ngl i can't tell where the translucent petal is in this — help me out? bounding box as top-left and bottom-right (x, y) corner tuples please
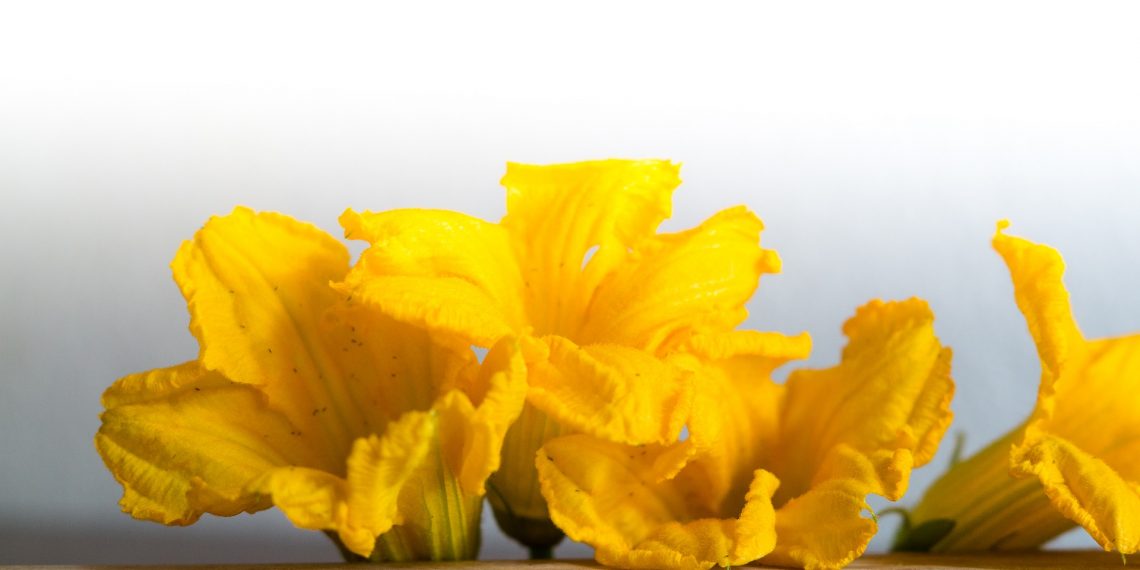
(1012, 433), (1140, 553)
(537, 434), (778, 570)
(992, 221), (1083, 378)
(763, 480), (876, 570)
(95, 362), (307, 524)
(252, 409), (434, 557)
(775, 299), (953, 504)
(579, 207), (781, 352)
(172, 207), (362, 464)
(671, 330), (811, 514)
(527, 336), (692, 445)
(440, 337), (528, 496)
(1038, 336), (1140, 475)
(338, 208), (524, 346)
(500, 159), (680, 337)
(767, 299), (954, 568)
(1001, 225), (1140, 553)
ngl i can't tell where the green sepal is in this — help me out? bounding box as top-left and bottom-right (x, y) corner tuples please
(892, 518), (956, 552)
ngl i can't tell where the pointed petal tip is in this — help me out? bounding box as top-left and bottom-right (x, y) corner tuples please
(989, 222), (1083, 376)
(762, 248), (782, 274)
(338, 208), (363, 240)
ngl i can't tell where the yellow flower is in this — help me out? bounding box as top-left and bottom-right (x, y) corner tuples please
(336, 159), (781, 550)
(901, 222), (1140, 555)
(537, 299), (955, 569)
(95, 207), (526, 560)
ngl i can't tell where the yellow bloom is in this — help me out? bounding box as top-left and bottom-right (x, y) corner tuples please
(95, 207), (526, 560)
(538, 299), (954, 569)
(337, 159), (780, 550)
(901, 222), (1140, 554)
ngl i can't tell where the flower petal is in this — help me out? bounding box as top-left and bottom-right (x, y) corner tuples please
(1011, 432), (1140, 553)
(992, 221), (1084, 378)
(338, 208), (524, 346)
(1045, 336), (1140, 474)
(249, 468), (347, 533)
(537, 434), (778, 570)
(252, 409), (435, 558)
(383, 389), (503, 561)
(670, 330), (811, 515)
(1003, 334), (1140, 553)
(903, 228), (1140, 554)
(255, 349), (525, 561)
(500, 159), (681, 336)
(996, 225), (1140, 554)
(998, 225), (1140, 467)
(440, 337), (528, 495)
(579, 207), (781, 352)
(175, 206), (347, 387)
(342, 412), (438, 556)
(527, 336), (692, 445)
(325, 301), (478, 426)
(763, 479), (876, 570)
(765, 299), (953, 569)
(95, 362), (307, 525)
(378, 379), (526, 561)
(172, 207), (362, 463)
(775, 299), (953, 503)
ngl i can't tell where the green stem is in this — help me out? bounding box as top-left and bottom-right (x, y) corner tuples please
(488, 404), (567, 550)
(902, 426), (1074, 552)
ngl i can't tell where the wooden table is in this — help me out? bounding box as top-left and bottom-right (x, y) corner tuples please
(4, 551), (1127, 570)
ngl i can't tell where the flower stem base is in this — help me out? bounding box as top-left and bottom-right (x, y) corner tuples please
(488, 403), (568, 551)
(529, 545), (555, 560)
(899, 427), (1073, 552)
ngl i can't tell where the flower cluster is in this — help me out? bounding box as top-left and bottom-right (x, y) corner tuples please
(108, 159), (1140, 569)
(95, 208), (527, 560)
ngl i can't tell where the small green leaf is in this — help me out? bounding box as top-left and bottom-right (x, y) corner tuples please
(892, 518), (956, 552)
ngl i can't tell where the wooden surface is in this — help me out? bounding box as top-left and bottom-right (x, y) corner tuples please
(2, 551), (1128, 569)
(852, 551), (1126, 568)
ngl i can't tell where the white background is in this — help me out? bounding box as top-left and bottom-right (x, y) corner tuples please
(2, 0), (1139, 563)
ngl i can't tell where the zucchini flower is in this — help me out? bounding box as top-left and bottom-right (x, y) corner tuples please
(538, 299), (954, 569)
(337, 160), (780, 553)
(899, 222), (1140, 555)
(95, 208), (526, 560)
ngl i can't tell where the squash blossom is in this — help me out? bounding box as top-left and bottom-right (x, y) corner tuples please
(336, 159), (780, 552)
(898, 222), (1140, 555)
(537, 299), (955, 570)
(95, 207), (527, 561)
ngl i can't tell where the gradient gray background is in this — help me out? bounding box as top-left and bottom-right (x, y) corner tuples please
(3, 0), (1140, 564)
